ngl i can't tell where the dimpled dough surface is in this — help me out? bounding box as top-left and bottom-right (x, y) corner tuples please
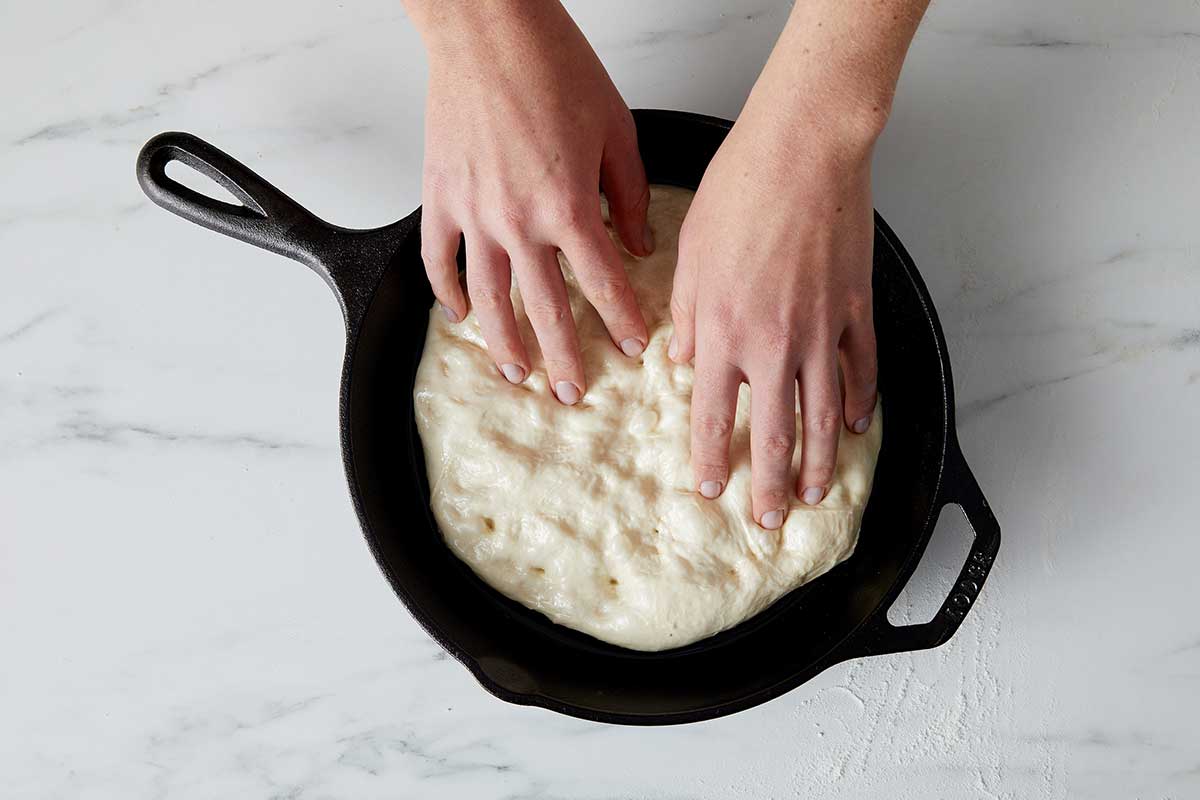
(413, 185), (882, 651)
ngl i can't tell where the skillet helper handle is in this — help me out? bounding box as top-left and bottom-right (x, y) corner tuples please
(852, 440), (1001, 658)
(136, 132), (329, 265)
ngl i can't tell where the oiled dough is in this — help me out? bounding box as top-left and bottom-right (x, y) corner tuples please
(413, 186), (882, 651)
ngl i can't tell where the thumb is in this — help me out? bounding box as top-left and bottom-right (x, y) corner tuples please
(668, 253), (698, 364)
(600, 125), (654, 258)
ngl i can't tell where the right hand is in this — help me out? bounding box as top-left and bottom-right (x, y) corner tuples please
(412, 0), (653, 404)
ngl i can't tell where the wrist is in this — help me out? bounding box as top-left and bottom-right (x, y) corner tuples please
(722, 78), (878, 206)
(406, 0), (567, 63)
(744, 6), (912, 159)
(738, 81), (883, 174)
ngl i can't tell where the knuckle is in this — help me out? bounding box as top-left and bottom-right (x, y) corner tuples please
(705, 304), (740, 350)
(807, 410), (843, 435)
(760, 433), (796, 459)
(421, 249), (446, 274)
(525, 299), (570, 327)
(634, 182), (651, 211)
(846, 291), (873, 322)
(471, 286), (508, 311)
(546, 198), (590, 231)
(589, 276), (630, 308)
(854, 361), (879, 392)
(422, 169), (453, 197)
(695, 413), (734, 442)
(759, 328), (797, 360)
(493, 203), (530, 239)
(421, 243), (455, 271)
(669, 294), (692, 323)
(801, 322), (838, 355)
(843, 349), (878, 389)
(613, 181), (650, 217)
(419, 243), (441, 265)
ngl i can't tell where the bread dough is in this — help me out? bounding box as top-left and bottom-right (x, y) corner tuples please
(413, 186), (882, 651)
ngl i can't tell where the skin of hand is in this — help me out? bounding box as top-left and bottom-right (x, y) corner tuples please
(669, 0), (930, 528)
(404, 0), (654, 405)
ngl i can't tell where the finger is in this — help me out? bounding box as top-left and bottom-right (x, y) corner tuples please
(668, 252), (698, 364)
(600, 119), (653, 257)
(464, 235), (529, 384)
(797, 354), (844, 506)
(511, 245), (587, 404)
(420, 209), (467, 322)
(840, 317), (878, 433)
(749, 369), (799, 529)
(690, 352), (742, 500)
(561, 221), (648, 358)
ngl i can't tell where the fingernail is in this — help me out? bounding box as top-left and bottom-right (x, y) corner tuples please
(554, 381), (581, 405)
(620, 338), (644, 358)
(441, 304), (460, 323)
(699, 480), (723, 499)
(642, 223), (655, 254)
(668, 335), (679, 361)
(500, 363), (525, 384)
(852, 415), (871, 434)
(761, 509), (785, 530)
(802, 486), (825, 506)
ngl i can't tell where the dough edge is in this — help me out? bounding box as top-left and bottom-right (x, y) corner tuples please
(413, 186), (883, 651)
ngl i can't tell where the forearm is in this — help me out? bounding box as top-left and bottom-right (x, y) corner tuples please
(750, 0), (931, 151)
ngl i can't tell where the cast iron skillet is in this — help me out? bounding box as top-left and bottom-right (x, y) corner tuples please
(136, 109), (1000, 726)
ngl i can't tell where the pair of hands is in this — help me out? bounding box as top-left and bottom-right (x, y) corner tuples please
(417, 4), (879, 529)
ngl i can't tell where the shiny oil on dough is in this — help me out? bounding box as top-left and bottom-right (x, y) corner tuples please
(413, 186), (882, 651)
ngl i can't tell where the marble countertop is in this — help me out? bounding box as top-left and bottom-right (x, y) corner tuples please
(4, 0), (1199, 797)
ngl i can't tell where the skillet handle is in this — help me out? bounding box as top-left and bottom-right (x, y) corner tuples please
(850, 440), (1001, 658)
(136, 132), (415, 328)
(136, 132), (332, 264)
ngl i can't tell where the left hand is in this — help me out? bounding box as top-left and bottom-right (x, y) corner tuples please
(669, 99), (881, 529)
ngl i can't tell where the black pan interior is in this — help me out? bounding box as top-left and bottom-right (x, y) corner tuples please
(344, 111), (950, 722)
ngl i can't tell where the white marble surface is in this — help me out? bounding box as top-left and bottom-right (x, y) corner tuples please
(3, 0), (1199, 797)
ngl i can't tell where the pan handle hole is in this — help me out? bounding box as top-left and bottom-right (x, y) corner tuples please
(165, 160), (244, 207)
(887, 504), (974, 626)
